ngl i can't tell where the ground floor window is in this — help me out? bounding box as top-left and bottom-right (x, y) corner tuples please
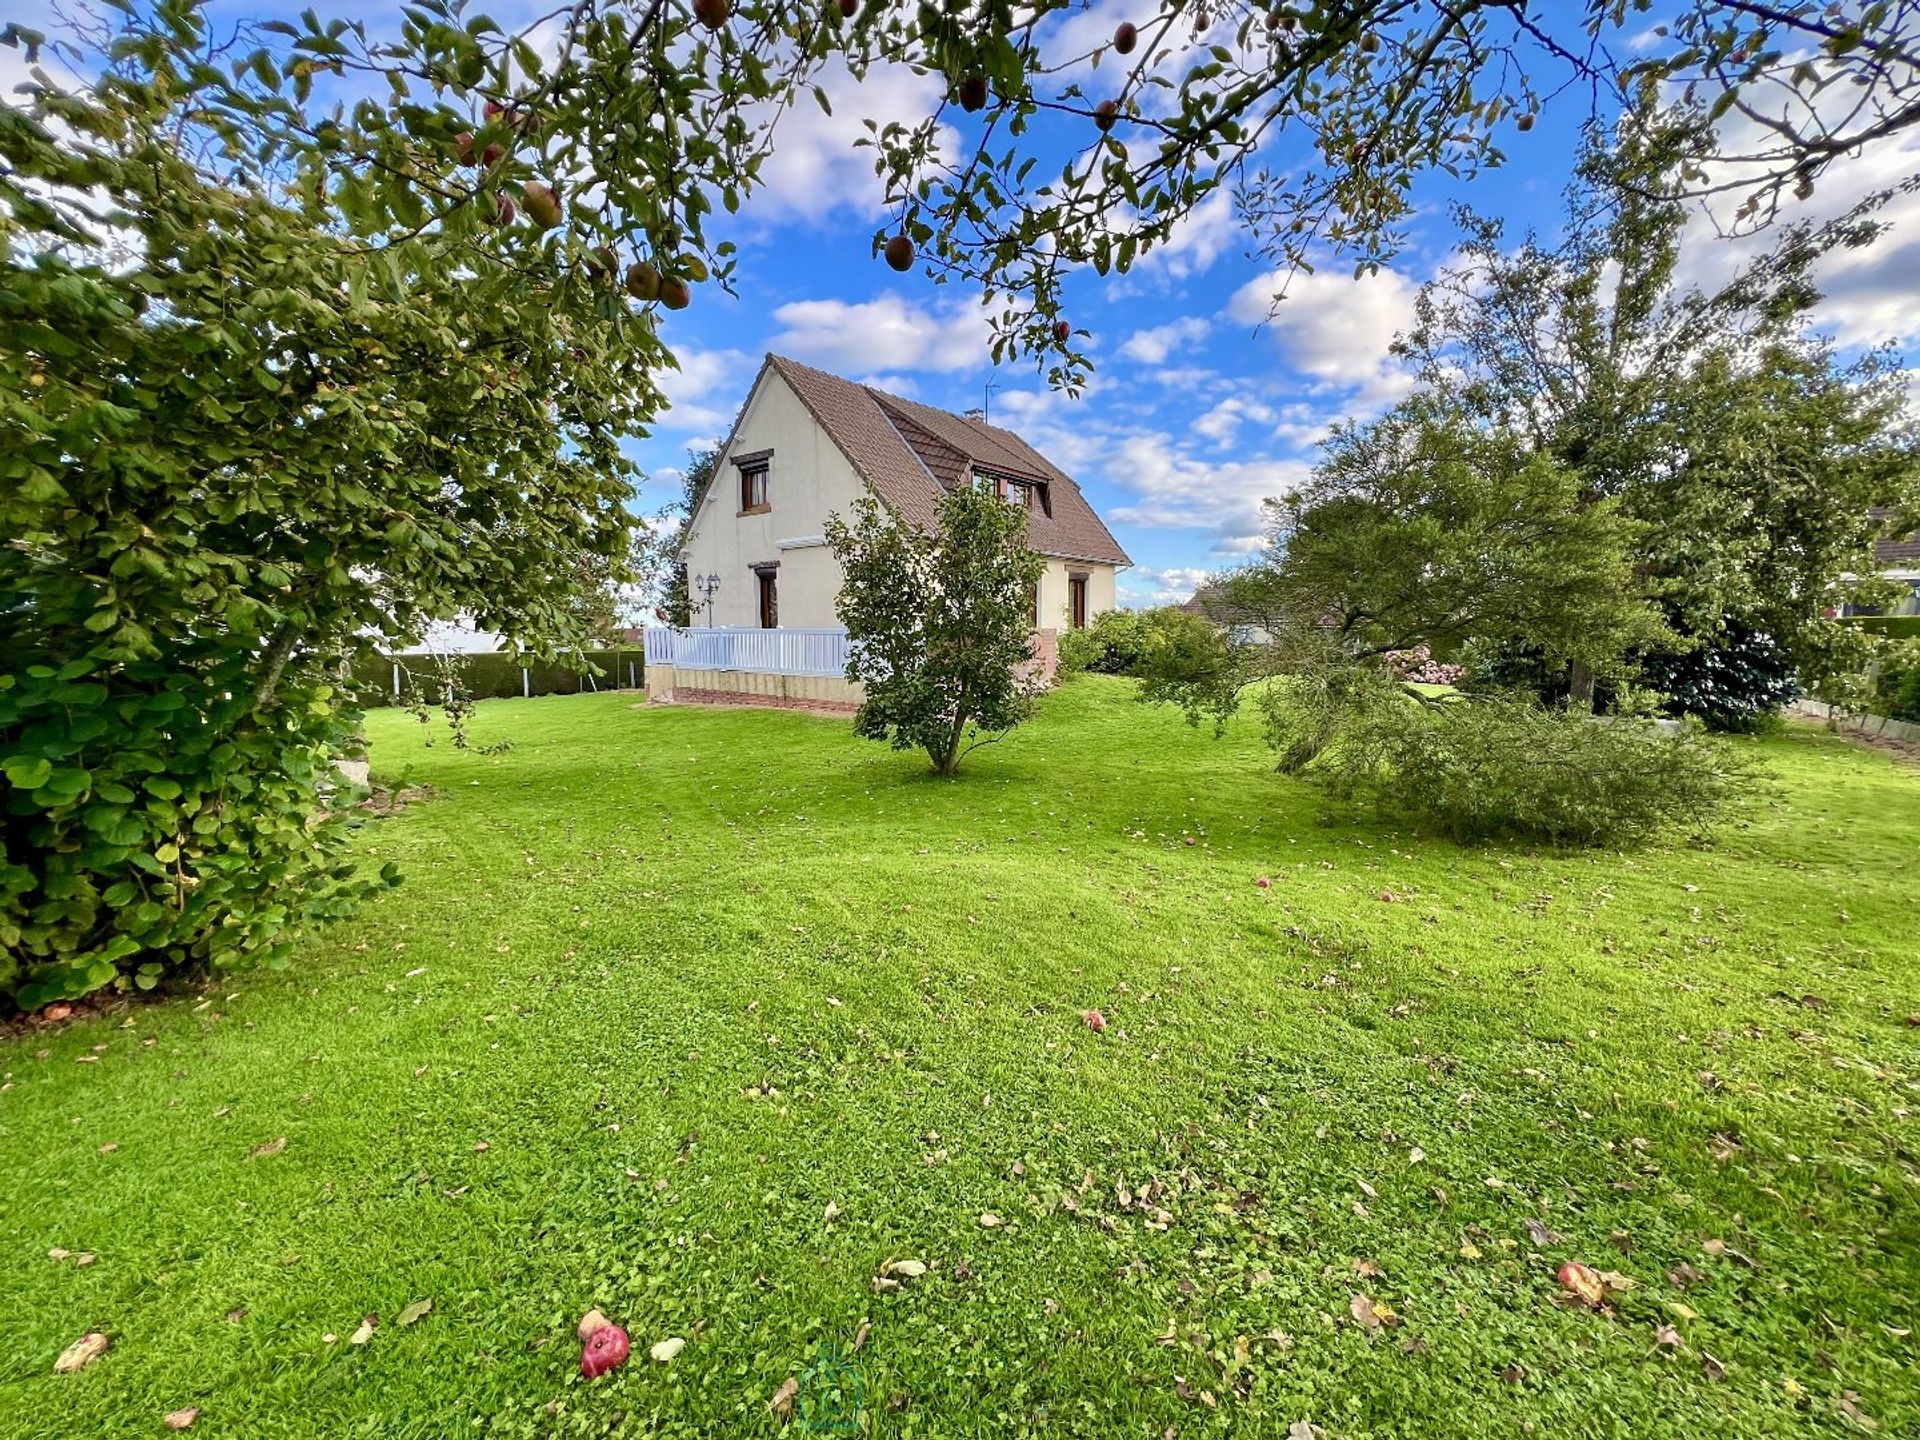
(1068, 573), (1088, 629)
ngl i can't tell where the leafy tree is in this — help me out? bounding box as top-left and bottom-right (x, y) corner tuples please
(1399, 116), (1920, 702)
(826, 485), (1046, 776)
(660, 447), (720, 629)
(2, 16), (643, 1007)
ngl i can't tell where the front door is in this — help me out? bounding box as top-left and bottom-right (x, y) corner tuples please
(756, 569), (778, 629)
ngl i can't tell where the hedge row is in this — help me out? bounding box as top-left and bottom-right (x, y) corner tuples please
(349, 649), (645, 707)
(1839, 614), (1920, 638)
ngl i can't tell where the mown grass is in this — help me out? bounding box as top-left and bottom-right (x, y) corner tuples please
(3, 678), (1917, 1439)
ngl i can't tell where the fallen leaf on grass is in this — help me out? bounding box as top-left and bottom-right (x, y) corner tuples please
(395, 1298), (432, 1327)
(851, 1319), (871, 1353)
(823, 1200), (840, 1225)
(1654, 1324), (1683, 1350)
(1353, 1258), (1383, 1279)
(978, 1212), (1003, 1229)
(54, 1332), (110, 1373)
(769, 1376), (799, 1421)
(1701, 1352), (1727, 1381)
(1837, 1392), (1879, 1432)
(1703, 1237), (1759, 1268)
(1287, 1424), (1320, 1440)
(163, 1408), (199, 1430)
(1667, 1262), (1705, 1290)
(649, 1337), (685, 1363)
(1348, 1292), (1397, 1332)
(1523, 1219), (1566, 1248)
(248, 1137), (287, 1160)
(349, 1315), (378, 1345)
(1556, 1262), (1608, 1309)
(874, 1258), (927, 1291)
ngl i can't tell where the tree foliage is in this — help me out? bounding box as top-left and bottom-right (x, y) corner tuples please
(660, 446), (720, 629)
(2, 12), (642, 1007)
(826, 484), (1046, 776)
(1398, 116), (1920, 699)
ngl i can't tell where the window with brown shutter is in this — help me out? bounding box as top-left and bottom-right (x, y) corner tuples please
(1069, 573), (1089, 629)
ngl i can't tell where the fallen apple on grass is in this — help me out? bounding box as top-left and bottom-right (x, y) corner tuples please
(580, 1317), (630, 1377)
(1083, 1009), (1107, 1033)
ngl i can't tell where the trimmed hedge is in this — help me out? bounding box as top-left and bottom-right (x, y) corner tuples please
(350, 649), (644, 707)
(1840, 615), (1920, 639)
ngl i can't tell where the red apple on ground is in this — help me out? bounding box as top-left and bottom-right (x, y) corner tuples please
(581, 1324), (630, 1376)
(1083, 1009), (1107, 1032)
(1255, 876), (1272, 889)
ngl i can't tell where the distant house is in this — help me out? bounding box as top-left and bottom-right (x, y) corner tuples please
(1866, 507), (1920, 615)
(1179, 580), (1274, 645)
(680, 354), (1131, 635)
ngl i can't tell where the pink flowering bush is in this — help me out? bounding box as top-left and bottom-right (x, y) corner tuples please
(1384, 645), (1465, 687)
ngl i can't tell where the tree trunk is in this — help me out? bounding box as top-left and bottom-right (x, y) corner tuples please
(934, 693), (969, 774)
(1567, 658), (1596, 711)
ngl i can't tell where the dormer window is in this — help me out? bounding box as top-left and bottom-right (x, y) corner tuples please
(973, 471), (1047, 514)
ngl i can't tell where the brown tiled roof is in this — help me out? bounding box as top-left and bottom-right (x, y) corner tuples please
(1180, 583), (1262, 627)
(1871, 506), (1920, 567)
(763, 354), (1131, 567)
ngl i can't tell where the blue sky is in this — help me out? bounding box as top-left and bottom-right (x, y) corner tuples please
(15, 2), (1918, 608)
(597, 14), (1920, 608)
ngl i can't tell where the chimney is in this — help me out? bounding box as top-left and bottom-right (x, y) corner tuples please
(963, 407), (986, 423)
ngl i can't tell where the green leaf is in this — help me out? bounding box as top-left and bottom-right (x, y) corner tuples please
(4, 756), (52, 789)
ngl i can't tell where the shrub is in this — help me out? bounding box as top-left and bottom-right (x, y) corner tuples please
(1304, 692), (1756, 846)
(1874, 642), (1920, 721)
(1383, 645), (1465, 687)
(1842, 615), (1920, 640)
(1639, 619), (1798, 733)
(1058, 607), (1186, 677)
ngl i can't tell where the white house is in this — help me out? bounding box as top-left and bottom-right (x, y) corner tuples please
(680, 354), (1131, 635)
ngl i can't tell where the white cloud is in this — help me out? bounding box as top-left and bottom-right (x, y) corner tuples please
(768, 294), (991, 374)
(1119, 315), (1212, 364)
(1228, 264), (1420, 397)
(1673, 116), (1920, 355)
(751, 60), (956, 225)
(655, 347), (753, 433)
(1192, 394), (1278, 446)
(1119, 565), (1216, 606)
(1136, 186), (1241, 280)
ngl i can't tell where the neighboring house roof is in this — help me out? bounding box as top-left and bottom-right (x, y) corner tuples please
(743, 353), (1130, 567)
(1871, 506), (1920, 568)
(1180, 582), (1264, 627)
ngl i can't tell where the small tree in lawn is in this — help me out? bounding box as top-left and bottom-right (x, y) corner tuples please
(827, 485), (1046, 776)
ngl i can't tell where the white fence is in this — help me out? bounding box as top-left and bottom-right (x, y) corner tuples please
(644, 627), (850, 677)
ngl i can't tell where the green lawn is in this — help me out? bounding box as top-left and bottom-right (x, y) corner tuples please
(5, 679), (1918, 1438)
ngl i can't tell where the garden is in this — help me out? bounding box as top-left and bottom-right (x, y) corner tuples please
(4, 682), (1917, 1438)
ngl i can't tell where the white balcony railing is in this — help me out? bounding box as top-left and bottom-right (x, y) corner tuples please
(644, 626), (849, 677)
